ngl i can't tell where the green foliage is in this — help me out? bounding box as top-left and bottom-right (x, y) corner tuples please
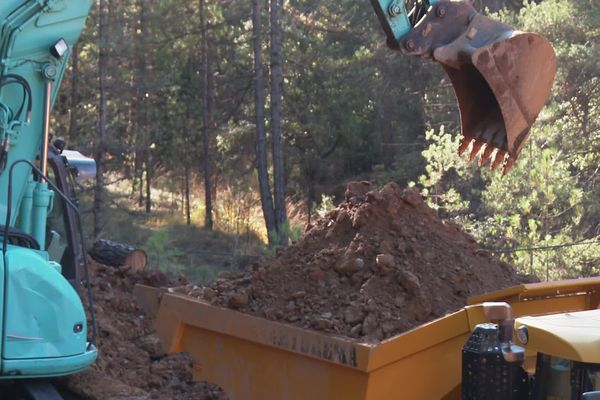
(144, 229), (184, 273)
(315, 194), (336, 218)
(267, 220), (303, 254)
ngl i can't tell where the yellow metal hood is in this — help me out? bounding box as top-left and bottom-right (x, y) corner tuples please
(517, 309), (600, 364)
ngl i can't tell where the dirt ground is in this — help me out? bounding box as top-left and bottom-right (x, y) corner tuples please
(178, 182), (527, 342)
(61, 263), (228, 400)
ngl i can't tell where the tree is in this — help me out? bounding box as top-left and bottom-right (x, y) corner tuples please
(252, 0), (277, 242)
(94, 0), (108, 238)
(270, 0), (287, 245)
(200, 0), (214, 230)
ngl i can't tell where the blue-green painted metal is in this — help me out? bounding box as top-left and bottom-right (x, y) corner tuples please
(370, 0), (439, 43)
(2, 345), (97, 378)
(0, 0), (92, 227)
(3, 247), (91, 358)
(16, 177), (35, 235)
(31, 181), (54, 249)
(0, 0), (95, 380)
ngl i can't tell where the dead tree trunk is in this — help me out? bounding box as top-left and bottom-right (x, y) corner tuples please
(89, 239), (148, 271)
(252, 0), (276, 243)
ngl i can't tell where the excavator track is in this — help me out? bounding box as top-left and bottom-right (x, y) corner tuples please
(0, 380), (81, 400)
(22, 380), (64, 400)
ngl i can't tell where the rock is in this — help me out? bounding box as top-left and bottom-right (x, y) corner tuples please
(312, 318), (333, 331)
(375, 253), (395, 269)
(228, 291), (249, 309)
(361, 313), (379, 336)
(321, 311), (333, 319)
(409, 293), (432, 321)
(365, 190), (384, 203)
(381, 321), (396, 336)
(334, 257), (364, 275)
(397, 270), (421, 292)
(309, 268), (326, 282)
(202, 287), (216, 301)
(402, 188), (423, 208)
(345, 181), (373, 201)
(344, 306), (365, 324)
(139, 334), (165, 358)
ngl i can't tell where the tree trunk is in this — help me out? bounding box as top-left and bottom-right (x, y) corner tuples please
(68, 43), (79, 140)
(137, 164), (144, 207)
(145, 148), (152, 213)
(89, 239), (148, 271)
(252, 0), (276, 242)
(270, 0), (288, 245)
(184, 165), (191, 225)
(138, 0), (151, 213)
(200, 0), (213, 230)
(94, 0), (108, 238)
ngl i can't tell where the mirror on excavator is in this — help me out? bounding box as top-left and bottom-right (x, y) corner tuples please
(370, 0), (557, 174)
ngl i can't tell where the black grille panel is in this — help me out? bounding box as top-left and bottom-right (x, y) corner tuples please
(462, 323), (528, 400)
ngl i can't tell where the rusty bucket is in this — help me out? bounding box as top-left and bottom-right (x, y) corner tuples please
(376, 0), (558, 173)
(433, 12), (557, 173)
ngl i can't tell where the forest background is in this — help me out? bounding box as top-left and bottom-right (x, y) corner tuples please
(52, 0), (599, 282)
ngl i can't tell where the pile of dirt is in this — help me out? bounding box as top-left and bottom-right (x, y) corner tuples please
(182, 182), (525, 342)
(61, 263), (228, 400)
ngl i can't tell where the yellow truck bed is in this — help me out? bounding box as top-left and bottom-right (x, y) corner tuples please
(134, 277), (600, 400)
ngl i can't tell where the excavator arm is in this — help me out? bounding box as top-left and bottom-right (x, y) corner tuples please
(370, 0), (557, 174)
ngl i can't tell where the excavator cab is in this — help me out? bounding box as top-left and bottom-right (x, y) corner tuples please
(370, 0), (556, 174)
(46, 148), (96, 289)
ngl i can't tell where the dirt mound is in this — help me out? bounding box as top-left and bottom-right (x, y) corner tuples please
(188, 182), (522, 342)
(61, 263), (227, 400)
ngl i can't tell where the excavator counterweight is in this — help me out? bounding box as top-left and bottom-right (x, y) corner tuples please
(370, 0), (557, 174)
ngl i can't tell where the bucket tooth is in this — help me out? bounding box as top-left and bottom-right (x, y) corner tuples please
(478, 145), (495, 167)
(458, 137), (473, 156)
(468, 140), (484, 162)
(502, 157), (516, 176)
(491, 150), (506, 171)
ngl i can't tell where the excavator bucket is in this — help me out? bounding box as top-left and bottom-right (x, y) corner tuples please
(371, 0), (557, 173)
(434, 17), (557, 173)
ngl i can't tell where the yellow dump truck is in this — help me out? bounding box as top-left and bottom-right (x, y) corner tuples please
(134, 278), (600, 400)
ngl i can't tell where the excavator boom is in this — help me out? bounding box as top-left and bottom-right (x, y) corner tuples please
(370, 0), (557, 174)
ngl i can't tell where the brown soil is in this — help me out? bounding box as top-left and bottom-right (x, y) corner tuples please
(182, 182), (525, 342)
(61, 263), (228, 400)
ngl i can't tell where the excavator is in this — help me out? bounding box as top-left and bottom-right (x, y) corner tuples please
(0, 0), (96, 398)
(0, 0), (566, 399)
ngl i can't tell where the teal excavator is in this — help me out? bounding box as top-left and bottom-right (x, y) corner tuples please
(0, 0), (96, 398)
(0, 0), (556, 399)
